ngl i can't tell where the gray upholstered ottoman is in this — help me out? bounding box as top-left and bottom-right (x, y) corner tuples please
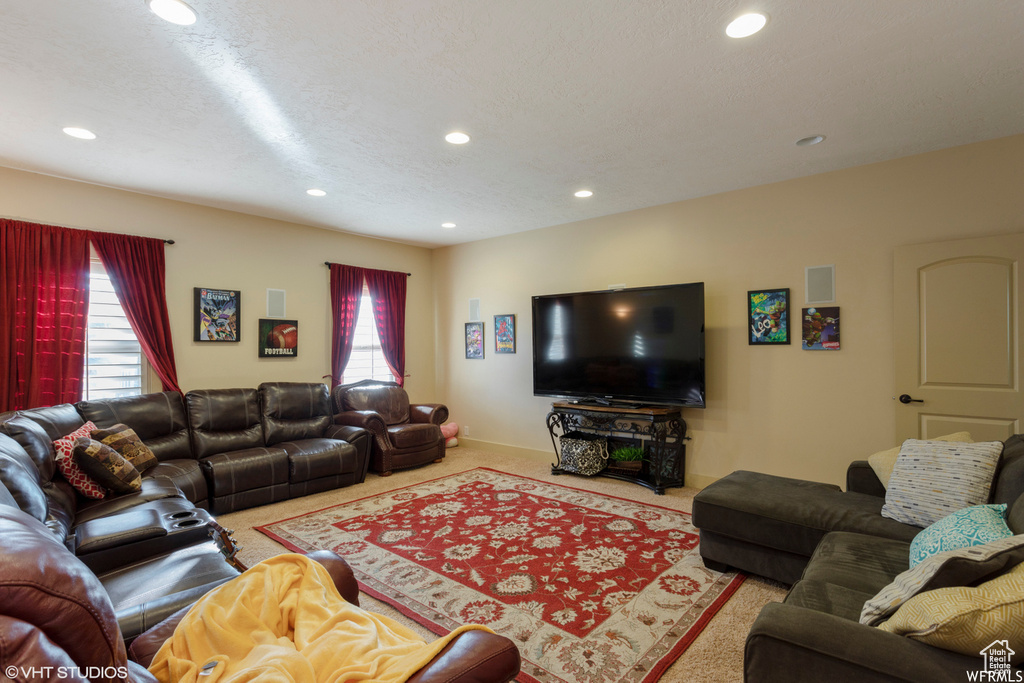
(691, 470), (918, 584)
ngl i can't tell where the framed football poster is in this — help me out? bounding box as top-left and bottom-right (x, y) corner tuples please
(258, 319), (298, 357)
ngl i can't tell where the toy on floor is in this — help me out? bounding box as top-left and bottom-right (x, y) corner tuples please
(441, 422), (459, 448)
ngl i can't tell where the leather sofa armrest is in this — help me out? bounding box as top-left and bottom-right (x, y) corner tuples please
(127, 552), (362, 667)
(406, 630), (521, 683)
(323, 424), (368, 447)
(334, 410), (387, 434)
(409, 404), (448, 425)
(307, 549), (360, 607)
(846, 460), (885, 497)
(745, 602), (981, 683)
(127, 604), (192, 667)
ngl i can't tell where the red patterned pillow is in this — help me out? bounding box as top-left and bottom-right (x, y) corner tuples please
(53, 421), (106, 499)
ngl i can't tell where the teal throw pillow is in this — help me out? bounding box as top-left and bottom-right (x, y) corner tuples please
(909, 503), (1011, 567)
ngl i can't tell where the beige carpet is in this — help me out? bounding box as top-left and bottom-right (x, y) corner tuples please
(219, 448), (787, 683)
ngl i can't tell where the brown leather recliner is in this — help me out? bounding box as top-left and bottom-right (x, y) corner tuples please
(331, 380), (448, 476)
(0, 503), (521, 683)
(258, 382), (370, 497)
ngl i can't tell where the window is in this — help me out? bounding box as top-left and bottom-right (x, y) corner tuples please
(344, 285), (396, 384)
(82, 259), (149, 399)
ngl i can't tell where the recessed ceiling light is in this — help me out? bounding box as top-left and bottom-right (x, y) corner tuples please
(147, 0), (197, 25)
(62, 127), (96, 140)
(574, 190), (593, 198)
(796, 135), (826, 147)
(306, 188), (327, 197)
(441, 223), (457, 228)
(445, 132), (470, 145)
(726, 12), (767, 38)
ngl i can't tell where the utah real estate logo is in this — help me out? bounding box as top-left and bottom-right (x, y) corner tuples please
(970, 640), (1021, 681)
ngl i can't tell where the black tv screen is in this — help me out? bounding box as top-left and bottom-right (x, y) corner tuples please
(532, 282), (705, 408)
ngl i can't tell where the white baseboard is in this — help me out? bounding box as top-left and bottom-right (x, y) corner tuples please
(454, 438), (552, 464)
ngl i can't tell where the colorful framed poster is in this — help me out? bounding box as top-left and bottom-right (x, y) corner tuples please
(494, 314), (516, 354)
(258, 319), (298, 358)
(465, 322), (484, 359)
(803, 307), (840, 350)
(194, 287), (240, 342)
(748, 288), (790, 345)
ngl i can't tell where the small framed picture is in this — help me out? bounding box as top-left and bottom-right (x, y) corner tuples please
(802, 307), (840, 350)
(465, 322), (484, 359)
(748, 288), (790, 345)
(258, 319), (298, 358)
(494, 314), (516, 354)
(194, 287), (240, 342)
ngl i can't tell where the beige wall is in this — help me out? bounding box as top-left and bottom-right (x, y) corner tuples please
(0, 167), (438, 402)
(433, 134), (1024, 487)
(5, 134), (1024, 489)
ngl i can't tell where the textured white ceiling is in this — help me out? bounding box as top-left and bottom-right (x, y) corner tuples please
(1, 1), (1022, 247)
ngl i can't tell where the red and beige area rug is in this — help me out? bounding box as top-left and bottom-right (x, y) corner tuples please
(257, 468), (744, 683)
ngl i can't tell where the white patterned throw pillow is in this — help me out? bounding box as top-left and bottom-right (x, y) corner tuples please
(881, 439), (1003, 528)
(860, 534), (1024, 627)
(867, 431), (973, 489)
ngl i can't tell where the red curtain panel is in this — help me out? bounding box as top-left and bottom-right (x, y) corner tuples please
(0, 219), (90, 411)
(329, 263), (366, 387)
(364, 267), (407, 386)
(90, 231), (182, 394)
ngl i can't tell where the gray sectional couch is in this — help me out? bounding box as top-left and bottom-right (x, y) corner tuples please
(692, 434), (1024, 681)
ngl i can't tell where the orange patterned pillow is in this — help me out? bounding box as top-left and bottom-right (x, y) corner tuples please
(52, 421), (105, 499)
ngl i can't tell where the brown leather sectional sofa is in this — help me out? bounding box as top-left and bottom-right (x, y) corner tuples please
(71, 382), (372, 514)
(0, 381), (521, 681)
(0, 504), (522, 682)
(0, 381), (371, 638)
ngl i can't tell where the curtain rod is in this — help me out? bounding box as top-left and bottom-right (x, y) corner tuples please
(2, 216), (176, 244)
(324, 261), (410, 276)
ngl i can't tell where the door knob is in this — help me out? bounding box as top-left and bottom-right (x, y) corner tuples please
(897, 394), (924, 404)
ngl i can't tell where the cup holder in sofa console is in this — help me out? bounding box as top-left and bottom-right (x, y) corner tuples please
(167, 510), (198, 520)
(172, 518), (203, 529)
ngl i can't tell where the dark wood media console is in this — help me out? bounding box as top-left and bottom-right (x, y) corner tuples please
(545, 401), (686, 494)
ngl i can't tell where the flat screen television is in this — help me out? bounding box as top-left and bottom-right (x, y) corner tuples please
(532, 282), (705, 408)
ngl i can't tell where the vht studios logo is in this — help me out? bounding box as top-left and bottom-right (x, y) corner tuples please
(969, 640), (1023, 681)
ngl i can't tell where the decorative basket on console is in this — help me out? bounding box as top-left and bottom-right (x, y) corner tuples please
(558, 431), (609, 476)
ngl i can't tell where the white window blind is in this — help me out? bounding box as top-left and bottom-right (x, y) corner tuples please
(344, 285), (396, 384)
(83, 259), (149, 399)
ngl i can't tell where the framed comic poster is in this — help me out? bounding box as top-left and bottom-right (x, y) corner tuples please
(258, 319), (298, 358)
(194, 287), (240, 342)
(802, 307), (840, 350)
(494, 314), (516, 354)
(748, 288), (790, 345)
(465, 322), (484, 359)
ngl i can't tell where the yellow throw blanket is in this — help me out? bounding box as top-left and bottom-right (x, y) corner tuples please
(149, 554), (491, 683)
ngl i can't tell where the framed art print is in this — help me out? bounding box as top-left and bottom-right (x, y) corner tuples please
(803, 306), (840, 350)
(465, 322), (484, 359)
(748, 288), (790, 345)
(494, 314), (516, 354)
(258, 319), (298, 357)
(194, 287), (240, 342)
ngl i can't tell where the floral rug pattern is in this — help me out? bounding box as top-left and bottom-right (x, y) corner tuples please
(258, 468), (744, 683)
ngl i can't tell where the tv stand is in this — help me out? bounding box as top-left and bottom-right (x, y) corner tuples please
(545, 402), (686, 495)
(572, 396), (613, 407)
